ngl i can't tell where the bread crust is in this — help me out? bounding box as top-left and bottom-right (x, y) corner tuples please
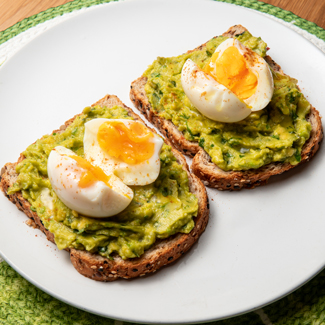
(130, 25), (323, 190)
(0, 95), (209, 281)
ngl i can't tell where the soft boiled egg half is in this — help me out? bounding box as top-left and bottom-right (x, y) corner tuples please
(84, 119), (163, 186)
(47, 146), (134, 217)
(47, 119), (164, 218)
(181, 38), (274, 123)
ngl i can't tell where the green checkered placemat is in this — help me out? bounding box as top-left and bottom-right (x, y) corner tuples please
(1, 1), (325, 324)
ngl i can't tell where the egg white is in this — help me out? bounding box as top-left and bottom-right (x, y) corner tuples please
(47, 146), (133, 218)
(84, 119), (164, 186)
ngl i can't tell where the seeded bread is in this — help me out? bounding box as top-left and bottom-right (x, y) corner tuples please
(130, 25), (323, 190)
(0, 95), (209, 281)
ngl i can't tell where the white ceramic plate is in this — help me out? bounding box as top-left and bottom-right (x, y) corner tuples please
(1, 0), (325, 323)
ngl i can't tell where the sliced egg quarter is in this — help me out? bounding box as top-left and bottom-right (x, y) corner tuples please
(181, 38), (274, 123)
(84, 119), (164, 186)
(47, 146), (133, 218)
(181, 59), (252, 122)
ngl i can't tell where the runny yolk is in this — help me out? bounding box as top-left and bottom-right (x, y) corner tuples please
(69, 155), (112, 188)
(97, 121), (155, 165)
(204, 46), (257, 100)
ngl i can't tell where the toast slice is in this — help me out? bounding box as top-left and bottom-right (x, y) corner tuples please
(0, 95), (209, 281)
(130, 25), (323, 190)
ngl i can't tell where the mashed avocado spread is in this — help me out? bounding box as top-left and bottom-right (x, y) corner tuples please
(144, 31), (311, 171)
(8, 105), (198, 259)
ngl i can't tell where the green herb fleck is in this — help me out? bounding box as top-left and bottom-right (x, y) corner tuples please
(295, 152), (301, 162)
(199, 138), (205, 148)
(186, 121), (194, 139)
(180, 113), (189, 120)
(162, 187), (169, 197)
(291, 111), (298, 121)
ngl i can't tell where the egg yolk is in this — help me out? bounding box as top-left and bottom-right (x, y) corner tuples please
(97, 121), (155, 165)
(204, 46), (257, 100)
(69, 155), (112, 188)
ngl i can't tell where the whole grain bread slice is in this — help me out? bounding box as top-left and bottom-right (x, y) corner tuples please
(0, 95), (209, 281)
(130, 25), (323, 190)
